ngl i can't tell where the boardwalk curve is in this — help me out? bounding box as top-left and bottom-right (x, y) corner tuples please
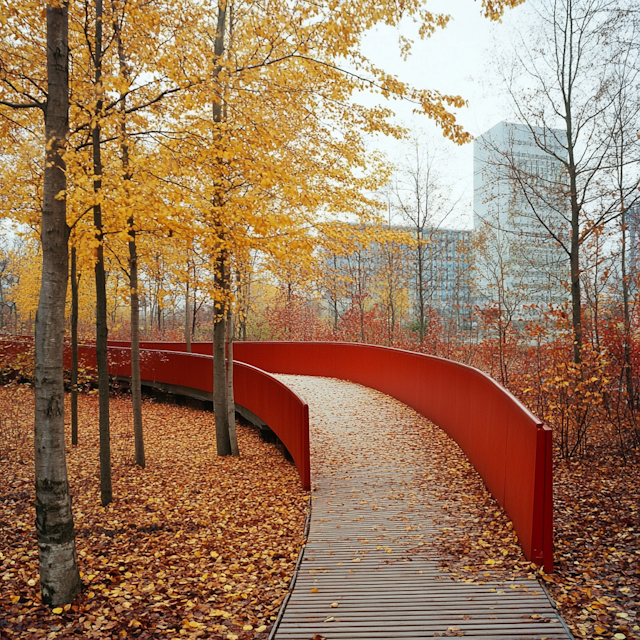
(272, 375), (571, 640)
(105, 338), (553, 570)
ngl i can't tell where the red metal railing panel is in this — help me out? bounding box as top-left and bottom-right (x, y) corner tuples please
(5, 337), (553, 570)
(544, 427), (553, 570)
(226, 341), (553, 572)
(109, 340), (554, 570)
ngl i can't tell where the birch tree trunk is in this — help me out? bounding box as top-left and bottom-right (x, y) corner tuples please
(34, 2), (81, 606)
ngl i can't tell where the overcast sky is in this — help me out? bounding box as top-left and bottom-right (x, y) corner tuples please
(359, 0), (528, 229)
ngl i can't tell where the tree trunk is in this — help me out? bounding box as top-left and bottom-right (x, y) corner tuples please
(93, 0), (112, 505)
(192, 287), (198, 338)
(569, 191), (583, 366)
(622, 216), (634, 388)
(566, 130), (583, 368)
(417, 232), (426, 343)
(213, 311), (230, 454)
(213, 249), (231, 456)
(70, 245), (79, 446)
(128, 223), (145, 467)
(34, 3), (81, 606)
(332, 254), (339, 331)
(113, 9), (145, 469)
(185, 278), (192, 352)
(226, 307), (238, 455)
(211, 0), (232, 456)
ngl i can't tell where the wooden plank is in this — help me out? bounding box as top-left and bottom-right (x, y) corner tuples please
(271, 376), (572, 640)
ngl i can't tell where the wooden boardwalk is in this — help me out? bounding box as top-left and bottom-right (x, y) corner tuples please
(272, 376), (572, 640)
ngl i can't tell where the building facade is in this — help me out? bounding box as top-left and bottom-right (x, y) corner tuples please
(411, 226), (472, 315)
(321, 223), (472, 327)
(473, 121), (568, 312)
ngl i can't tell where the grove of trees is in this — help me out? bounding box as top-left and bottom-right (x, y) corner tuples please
(0, 0), (523, 608)
(2, 0), (639, 617)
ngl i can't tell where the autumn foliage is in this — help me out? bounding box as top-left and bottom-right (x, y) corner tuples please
(1, 0), (638, 637)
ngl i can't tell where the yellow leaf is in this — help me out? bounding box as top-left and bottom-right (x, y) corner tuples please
(243, 625), (253, 630)
(256, 625), (267, 632)
(52, 608), (63, 614)
(331, 602), (339, 608)
(310, 588), (318, 593)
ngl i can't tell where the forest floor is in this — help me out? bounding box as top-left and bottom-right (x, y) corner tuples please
(1, 381), (639, 639)
(0, 385), (308, 640)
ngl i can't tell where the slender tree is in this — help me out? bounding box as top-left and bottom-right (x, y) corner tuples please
(211, 0), (232, 456)
(112, 2), (145, 467)
(184, 253), (192, 352)
(90, 0), (113, 505)
(70, 244), (79, 445)
(35, 2), (82, 606)
(608, 43), (640, 405)
(392, 135), (458, 342)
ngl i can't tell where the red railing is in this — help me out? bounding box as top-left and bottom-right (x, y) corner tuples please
(133, 340), (553, 572)
(96, 345), (310, 490)
(4, 337), (553, 571)
(231, 341), (553, 573)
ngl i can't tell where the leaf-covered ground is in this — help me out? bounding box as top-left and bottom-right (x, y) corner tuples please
(548, 455), (639, 639)
(0, 385), (308, 639)
(2, 379), (639, 640)
(419, 418), (640, 640)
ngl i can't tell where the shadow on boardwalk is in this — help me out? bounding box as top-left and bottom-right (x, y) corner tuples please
(272, 375), (573, 640)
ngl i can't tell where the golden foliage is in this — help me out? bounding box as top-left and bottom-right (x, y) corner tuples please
(0, 0), (522, 308)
